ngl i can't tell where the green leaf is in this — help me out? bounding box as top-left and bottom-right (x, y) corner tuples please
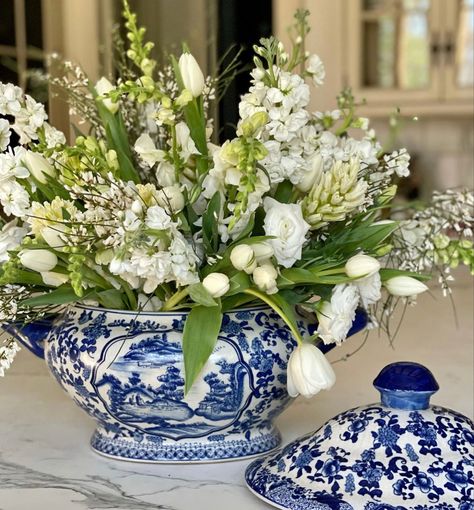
(274, 180), (293, 203)
(183, 305), (223, 393)
(380, 268), (431, 282)
(96, 289), (126, 309)
(188, 283), (217, 307)
(232, 214), (255, 243)
(221, 294), (255, 312)
(202, 191), (221, 254)
(227, 272), (251, 296)
(20, 285), (85, 307)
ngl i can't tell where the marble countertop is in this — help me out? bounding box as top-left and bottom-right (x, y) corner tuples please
(1, 274), (472, 510)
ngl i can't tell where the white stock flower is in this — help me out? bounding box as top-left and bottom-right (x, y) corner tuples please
(145, 206), (172, 230)
(0, 118), (11, 151)
(134, 134), (164, 167)
(384, 276), (428, 297)
(287, 343), (336, 398)
(355, 272), (382, 308)
(202, 272), (230, 298)
(20, 249), (58, 272)
(95, 77), (119, 114)
(263, 197), (310, 268)
(0, 179), (30, 217)
(43, 123), (66, 148)
(306, 54), (325, 86)
(230, 244), (256, 274)
(253, 263), (278, 294)
(0, 220), (28, 263)
(345, 254), (381, 278)
(178, 53), (205, 97)
(317, 284), (359, 344)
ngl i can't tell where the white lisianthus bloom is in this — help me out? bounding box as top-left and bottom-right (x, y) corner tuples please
(252, 242), (274, 263)
(95, 77), (119, 114)
(345, 254), (381, 278)
(287, 343), (336, 398)
(355, 272), (382, 308)
(317, 284), (359, 344)
(134, 134), (164, 167)
(41, 271), (68, 287)
(202, 272), (230, 298)
(22, 151), (55, 184)
(20, 249), (57, 272)
(384, 276), (428, 297)
(263, 197), (310, 268)
(178, 52), (205, 97)
(253, 263), (278, 294)
(230, 244), (256, 274)
(0, 219), (28, 263)
(156, 185), (185, 214)
(175, 122), (199, 161)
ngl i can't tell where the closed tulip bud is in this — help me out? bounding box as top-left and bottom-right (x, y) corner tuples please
(95, 77), (119, 114)
(202, 272), (230, 298)
(345, 254), (380, 278)
(253, 263), (278, 294)
(41, 271), (68, 287)
(384, 276), (428, 297)
(252, 242), (274, 263)
(230, 244), (256, 274)
(178, 52), (205, 97)
(287, 343), (336, 398)
(23, 151), (55, 184)
(41, 226), (65, 250)
(296, 153), (323, 192)
(156, 185), (185, 213)
(20, 249), (57, 272)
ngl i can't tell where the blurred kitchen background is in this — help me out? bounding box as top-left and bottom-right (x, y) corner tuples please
(0, 0), (473, 198)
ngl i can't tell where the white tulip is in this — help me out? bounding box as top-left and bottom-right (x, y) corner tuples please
(156, 185), (185, 214)
(384, 276), (428, 297)
(253, 263), (278, 295)
(20, 249), (57, 272)
(137, 293), (162, 312)
(202, 272), (230, 298)
(287, 343), (336, 398)
(41, 271), (68, 287)
(134, 134), (164, 167)
(41, 226), (65, 249)
(178, 52), (205, 97)
(345, 254), (380, 278)
(23, 151), (55, 184)
(296, 153), (323, 192)
(95, 77), (119, 114)
(230, 244), (256, 274)
(252, 242), (274, 263)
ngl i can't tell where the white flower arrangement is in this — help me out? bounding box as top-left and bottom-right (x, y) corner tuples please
(0, 3), (472, 395)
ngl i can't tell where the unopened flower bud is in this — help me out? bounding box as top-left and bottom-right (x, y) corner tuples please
(178, 52), (205, 97)
(296, 153), (323, 192)
(252, 242), (274, 263)
(156, 185), (185, 213)
(20, 249), (57, 272)
(384, 276), (428, 297)
(202, 272), (230, 298)
(253, 263), (278, 294)
(230, 244), (256, 274)
(95, 77), (119, 114)
(23, 151), (55, 184)
(345, 254), (380, 278)
(41, 271), (68, 287)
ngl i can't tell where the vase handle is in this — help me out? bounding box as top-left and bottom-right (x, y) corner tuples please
(2, 317), (56, 360)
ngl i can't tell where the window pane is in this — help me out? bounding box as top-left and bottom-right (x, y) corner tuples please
(456, 0), (474, 87)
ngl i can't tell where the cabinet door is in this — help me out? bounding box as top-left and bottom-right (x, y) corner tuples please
(444, 0), (474, 101)
(346, 0), (443, 106)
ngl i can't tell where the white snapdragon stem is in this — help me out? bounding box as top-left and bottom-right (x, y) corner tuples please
(287, 343), (336, 398)
(384, 276), (428, 297)
(202, 272), (230, 298)
(20, 249), (58, 272)
(230, 244), (257, 274)
(23, 151), (55, 184)
(345, 254), (380, 278)
(178, 53), (205, 97)
(95, 77), (119, 114)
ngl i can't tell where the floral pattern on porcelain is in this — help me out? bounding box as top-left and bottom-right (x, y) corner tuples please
(42, 303), (324, 462)
(246, 402), (474, 509)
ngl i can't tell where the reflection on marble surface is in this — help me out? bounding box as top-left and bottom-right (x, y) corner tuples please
(0, 271), (472, 510)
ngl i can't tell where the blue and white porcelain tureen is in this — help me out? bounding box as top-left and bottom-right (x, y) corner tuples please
(245, 362), (474, 510)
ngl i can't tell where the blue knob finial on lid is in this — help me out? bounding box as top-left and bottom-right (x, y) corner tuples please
(373, 361), (439, 410)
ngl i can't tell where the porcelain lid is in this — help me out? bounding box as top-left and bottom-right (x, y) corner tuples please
(245, 362), (474, 510)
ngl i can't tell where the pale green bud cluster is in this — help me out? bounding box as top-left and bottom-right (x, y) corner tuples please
(434, 238), (474, 273)
(68, 254), (86, 297)
(301, 158), (368, 229)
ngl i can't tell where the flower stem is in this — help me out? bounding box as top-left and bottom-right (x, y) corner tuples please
(162, 287), (189, 311)
(243, 288), (303, 345)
